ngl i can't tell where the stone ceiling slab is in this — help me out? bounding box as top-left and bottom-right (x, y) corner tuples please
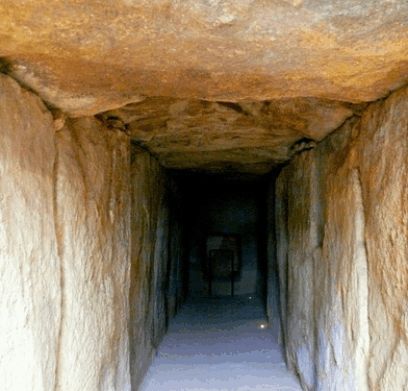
(101, 97), (358, 173)
(0, 0), (407, 116)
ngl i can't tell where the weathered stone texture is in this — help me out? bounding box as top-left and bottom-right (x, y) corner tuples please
(266, 175), (283, 340)
(357, 88), (408, 390)
(55, 118), (131, 390)
(278, 151), (320, 389)
(0, 75), (132, 391)
(0, 74), (60, 391)
(102, 97), (356, 173)
(4, 1), (405, 174)
(0, 1), (407, 116)
(275, 86), (408, 390)
(166, 182), (185, 319)
(129, 148), (184, 389)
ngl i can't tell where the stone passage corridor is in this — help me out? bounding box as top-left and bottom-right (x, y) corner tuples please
(140, 297), (301, 391)
(1, 2), (407, 391)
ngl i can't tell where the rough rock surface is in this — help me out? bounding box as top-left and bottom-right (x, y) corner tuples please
(129, 148), (184, 389)
(102, 97), (356, 173)
(266, 176), (283, 341)
(55, 117), (131, 390)
(2, 1), (405, 173)
(0, 74), (132, 391)
(0, 1), (407, 116)
(0, 74), (60, 391)
(166, 181), (185, 319)
(274, 85), (408, 390)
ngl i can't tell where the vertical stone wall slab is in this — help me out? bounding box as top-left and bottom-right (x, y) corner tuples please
(357, 88), (408, 390)
(288, 152), (320, 390)
(0, 77), (132, 391)
(167, 190), (184, 319)
(274, 86), (407, 390)
(0, 75), (61, 391)
(55, 118), (131, 391)
(276, 152), (320, 389)
(129, 147), (169, 389)
(315, 122), (370, 390)
(266, 175), (282, 340)
(275, 167), (290, 348)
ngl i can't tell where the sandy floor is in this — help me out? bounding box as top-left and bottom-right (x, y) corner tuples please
(140, 296), (301, 391)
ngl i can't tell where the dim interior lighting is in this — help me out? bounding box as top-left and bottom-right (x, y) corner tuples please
(248, 296), (253, 300)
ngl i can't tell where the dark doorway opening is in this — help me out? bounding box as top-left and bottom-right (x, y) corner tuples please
(206, 234), (241, 297)
(172, 171), (270, 305)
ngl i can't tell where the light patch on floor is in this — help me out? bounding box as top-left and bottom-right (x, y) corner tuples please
(140, 296), (301, 391)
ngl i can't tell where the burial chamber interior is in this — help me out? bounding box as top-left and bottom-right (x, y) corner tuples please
(0, 72), (407, 391)
(0, 7), (407, 387)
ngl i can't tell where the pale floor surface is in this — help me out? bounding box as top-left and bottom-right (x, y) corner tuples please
(140, 296), (301, 391)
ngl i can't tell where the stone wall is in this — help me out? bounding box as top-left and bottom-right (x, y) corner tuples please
(265, 174), (283, 340)
(0, 74), (132, 391)
(0, 74), (185, 391)
(274, 86), (408, 390)
(55, 118), (131, 390)
(0, 74), (61, 391)
(166, 178), (186, 319)
(129, 148), (184, 389)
